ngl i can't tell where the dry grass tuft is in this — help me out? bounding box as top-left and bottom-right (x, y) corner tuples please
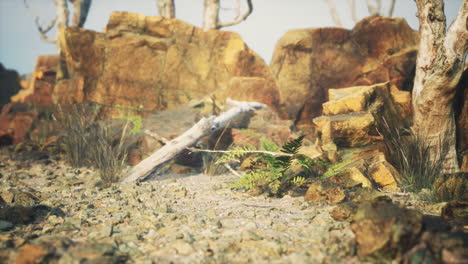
(57, 103), (130, 185)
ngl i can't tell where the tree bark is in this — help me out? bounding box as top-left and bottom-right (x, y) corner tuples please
(366, 0), (382, 16)
(203, 0), (253, 31)
(54, 0), (69, 37)
(412, 0), (468, 173)
(388, 0), (396, 17)
(203, 0), (220, 30)
(349, 0), (358, 22)
(325, 0), (343, 27)
(70, 0), (92, 27)
(121, 99), (266, 183)
(157, 0), (175, 18)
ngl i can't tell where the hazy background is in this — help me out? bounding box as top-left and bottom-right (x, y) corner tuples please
(0, 0), (463, 75)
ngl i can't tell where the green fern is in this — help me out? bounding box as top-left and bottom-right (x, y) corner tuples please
(260, 138), (280, 152)
(231, 168), (281, 190)
(215, 145), (255, 164)
(216, 135), (352, 196)
(230, 136), (312, 196)
(291, 176), (306, 185)
(321, 159), (354, 179)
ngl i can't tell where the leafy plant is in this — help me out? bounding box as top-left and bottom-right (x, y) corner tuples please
(120, 115), (143, 134)
(218, 136), (317, 196)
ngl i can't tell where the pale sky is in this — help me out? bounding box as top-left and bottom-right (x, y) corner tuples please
(0, 0), (464, 75)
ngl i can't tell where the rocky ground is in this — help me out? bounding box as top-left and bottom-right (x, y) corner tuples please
(0, 148), (466, 264)
(0, 149), (360, 264)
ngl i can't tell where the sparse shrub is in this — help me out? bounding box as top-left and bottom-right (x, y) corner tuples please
(27, 106), (59, 152)
(57, 102), (130, 185)
(377, 116), (449, 196)
(57, 103), (100, 167)
(87, 122), (130, 184)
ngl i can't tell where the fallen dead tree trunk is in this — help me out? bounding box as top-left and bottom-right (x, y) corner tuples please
(121, 99), (266, 183)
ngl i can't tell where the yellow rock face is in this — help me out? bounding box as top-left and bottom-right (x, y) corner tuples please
(270, 16), (419, 125)
(368, 161), (401, 190)
(323, 83), (388, 116)
(314, 112), (376, 148)
(343, 167), (372, 188)
(56, 12), (280, 118)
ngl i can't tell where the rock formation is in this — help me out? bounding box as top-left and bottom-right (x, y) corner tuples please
(55, 12), (280, 118)
(270, 16), (419, 126)
(0, 64), (21, 110)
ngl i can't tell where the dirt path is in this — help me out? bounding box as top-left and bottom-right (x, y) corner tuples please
(0, 157), (359, 263)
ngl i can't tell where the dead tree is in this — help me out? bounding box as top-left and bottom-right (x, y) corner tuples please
(24, 0), (92, 47)
(366, 0), (382, 16)
(325, 0), (343, 27)
(121, 99), (266, 183)
(348, 0), (396, 23)
(412, 0), (468, 172)
(157, 0), (175, 18)
(202, 0), (253, 31)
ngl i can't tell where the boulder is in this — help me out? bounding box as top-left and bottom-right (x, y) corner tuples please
(441, 201), (468, 225)
(351, 201), (423, 259)
(11, 55), (59, 107)
(0, 103), (37, 145)
(304, 179), (346, 205)
(433, 173), (467, 202)
(56, 12), (280, 118)
(367, 161), (401, 190)
(0, 64), (21, 110)
(313, 112), (376, 148)
(341, 167), (372, 188)
(270, 16), (419, 125)
(313, 82), (406, 154)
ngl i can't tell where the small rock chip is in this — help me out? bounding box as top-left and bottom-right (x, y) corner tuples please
(0, 220), (13, 231)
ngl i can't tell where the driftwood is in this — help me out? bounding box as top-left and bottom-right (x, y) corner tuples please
(121, 99), (266, 183)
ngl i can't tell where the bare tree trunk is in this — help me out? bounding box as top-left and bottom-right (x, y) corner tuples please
(412, 0), (468, 173)
(325, 0), (343, 27)
(121, 99), (266, 183)
(54, 0), (69, 38)
(203, 0), (253, 31)
(366, 0), (381, 16)
(70, 0), (92, 27)
(203, 0), (220, 30)
(388, 0), (396, 17)
(349, 0), (358, 22)
(157, 0), (175, 18)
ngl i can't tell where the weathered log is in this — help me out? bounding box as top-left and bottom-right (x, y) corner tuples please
(121, 99), (266, 183)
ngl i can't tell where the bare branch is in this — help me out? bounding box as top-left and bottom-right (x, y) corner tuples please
(157, 0), (175, 19)
(444, 0), (468, 69)
(349, 0), (358, 22)
(35, 17), (58, 43)
(70, 0), (92, 27)
(217, 0), (253, 28)
(325, 0), (343, 27)
(366, 0), (381, 16)
(24, 0), (57, 43)
(187, 147), (295, 157)
(388, 0), (396, 17)
(121, 99), (266, 182)
(233, 0), (241, 20)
